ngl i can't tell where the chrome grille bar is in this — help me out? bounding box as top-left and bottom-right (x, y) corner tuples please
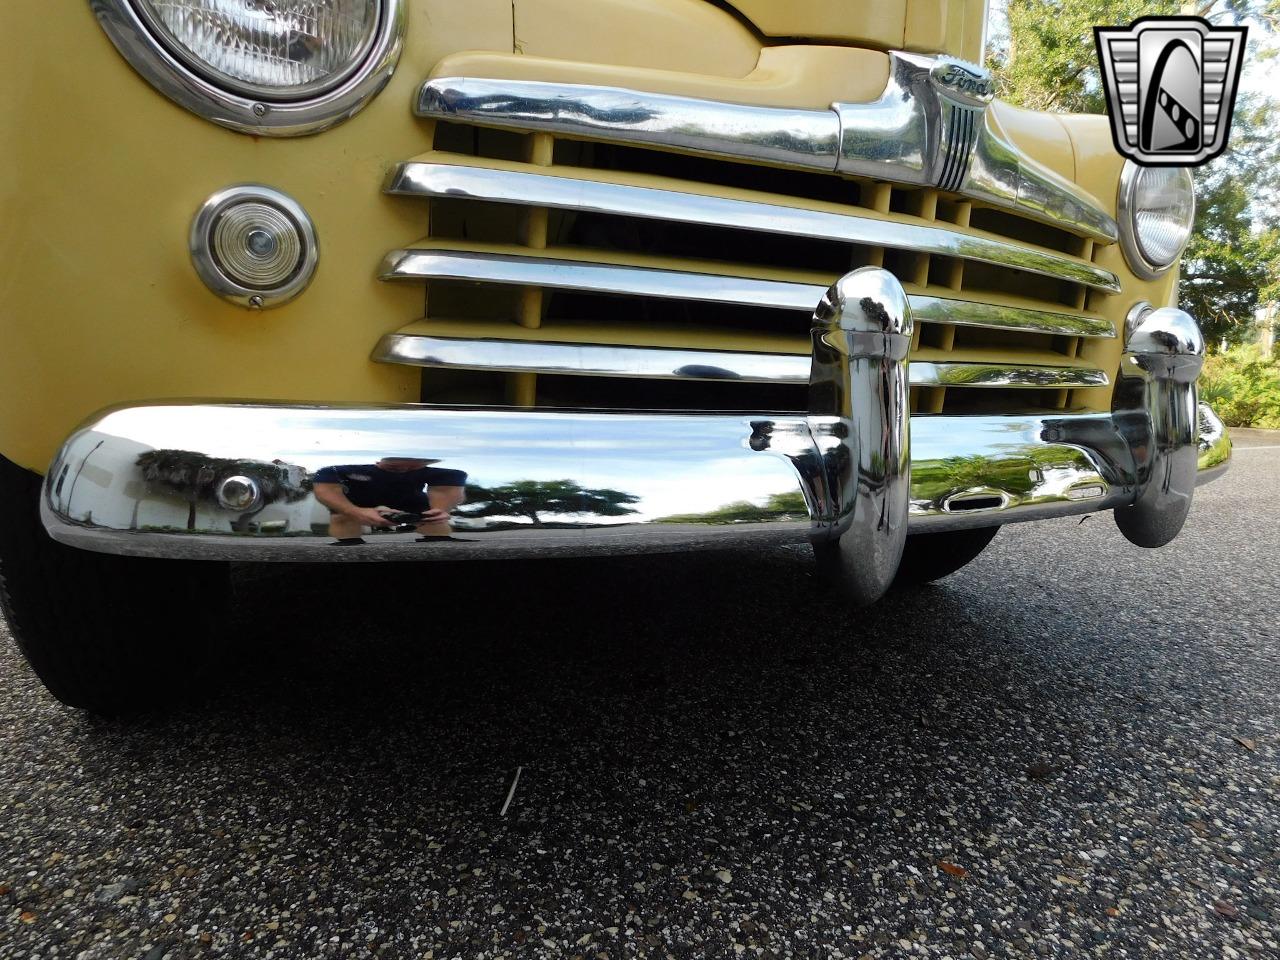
(907, 296), (1113, 338)
(373, 332), (1110, 388)
(381, 247), (818, 311)
(910, 363), (1108, 389)
(386, 162), (1121, 293)
(419, 77), (841, 171)
(416, 63), (1119, 244)
(380, 246), (1117, 338)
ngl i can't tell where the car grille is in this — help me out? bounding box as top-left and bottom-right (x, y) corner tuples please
(376, 86), (1120, 416)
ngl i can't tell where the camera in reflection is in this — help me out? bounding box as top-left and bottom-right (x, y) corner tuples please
(311, 457), (468, 545)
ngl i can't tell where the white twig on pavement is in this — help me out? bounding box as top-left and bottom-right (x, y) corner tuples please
(500, 766), (523, 817)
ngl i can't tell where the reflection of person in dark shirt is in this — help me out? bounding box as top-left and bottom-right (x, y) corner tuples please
(312, 458), (467, 544)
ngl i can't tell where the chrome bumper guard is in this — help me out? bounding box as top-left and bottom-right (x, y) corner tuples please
(42, 270), (1228, 605)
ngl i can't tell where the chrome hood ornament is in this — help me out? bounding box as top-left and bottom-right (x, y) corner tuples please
(930, 59), (998, 103)
(834, 53), (1111, 237)
(930, 57), (997, 192)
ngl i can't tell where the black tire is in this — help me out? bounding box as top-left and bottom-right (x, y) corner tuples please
(892, 526), (1000, 588)
(0, 455), (230, 715)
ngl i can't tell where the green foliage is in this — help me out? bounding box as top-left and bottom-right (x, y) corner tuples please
(655, 490), (809, 525)
(1180, 98), (1280, 345)
(991, 0), (1280, 347)
(993, 0), (1177, 113)
(992, 0), (1280, 112)
(459, 478), (640, 525)
(1199, 343), (1280, 427)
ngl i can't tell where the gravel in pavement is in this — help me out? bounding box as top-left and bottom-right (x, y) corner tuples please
(1, 443), (1278, 959)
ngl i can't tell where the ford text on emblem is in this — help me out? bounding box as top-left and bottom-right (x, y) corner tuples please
(1095, 16), (1246, 166)
(930, 59), (996, 104)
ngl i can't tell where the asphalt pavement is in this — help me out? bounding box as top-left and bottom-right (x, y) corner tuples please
(2, 437), (1278, 959)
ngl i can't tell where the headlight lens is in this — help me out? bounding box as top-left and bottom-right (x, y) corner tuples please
(135, 0), (380, 100)
(1118, 162), (1196, 279)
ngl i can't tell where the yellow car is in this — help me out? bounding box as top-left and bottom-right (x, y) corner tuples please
(0, 0), (1231, 712)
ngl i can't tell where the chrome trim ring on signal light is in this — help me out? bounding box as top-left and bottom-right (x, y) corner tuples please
(190, 185), (319, 308)
(89, 0), (405, 136)
(1117, 161), (1194, 280)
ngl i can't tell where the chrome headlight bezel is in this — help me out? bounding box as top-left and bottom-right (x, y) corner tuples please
(1117, 161), (1196, 280)
(90, 0), (405, 136)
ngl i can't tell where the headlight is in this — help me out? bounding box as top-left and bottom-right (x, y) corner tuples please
(1117, 162), (1196, 279)
(93, 0), (404, 135)
(134, 0), (379, 100)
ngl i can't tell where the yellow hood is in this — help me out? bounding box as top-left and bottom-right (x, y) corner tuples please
(722, 0), (986, 62)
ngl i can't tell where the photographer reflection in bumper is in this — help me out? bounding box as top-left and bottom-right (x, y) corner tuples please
(311, 458), (468, 545)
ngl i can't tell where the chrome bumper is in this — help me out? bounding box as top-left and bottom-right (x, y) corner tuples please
(41, 271), (1228, 604)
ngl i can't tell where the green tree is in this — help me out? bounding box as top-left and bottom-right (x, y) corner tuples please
(991, 0), (1280, 346)
(1178, 98), (1280, 343)
(655, 490), (810, 525)
(458, 479), (640, 526)
(993, 0), (1279, 111)
(1200, 343), (1280, 425)
(994, 0), (1165, 113)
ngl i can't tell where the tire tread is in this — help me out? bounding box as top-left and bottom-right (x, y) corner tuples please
(0, 455), (228, 713)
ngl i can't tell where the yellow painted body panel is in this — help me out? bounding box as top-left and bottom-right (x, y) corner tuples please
(432, 45), (891, 109)
(728, 0), (987, 62)
(0, 0), (1178, 471)
(903, 0), (988, 62)
(989, 102), (1077, 183)
(513, 0), (760, 76)
(0, 1), (509, 470)
(726, 0), (905, 48)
